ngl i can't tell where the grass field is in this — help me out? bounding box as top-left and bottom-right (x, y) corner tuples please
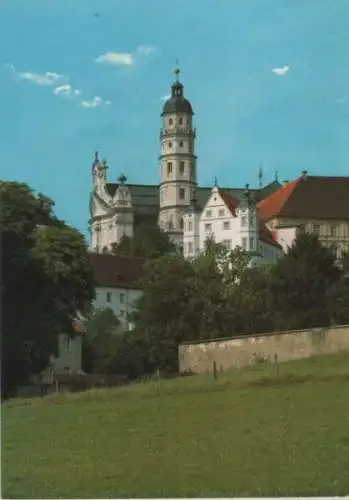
(2, 353), (349, 498)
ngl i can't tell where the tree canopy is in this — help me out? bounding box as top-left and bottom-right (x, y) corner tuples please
(106, 234), (347, 379)
(1, 181), (95, 397)
(113, 224), (176, 259)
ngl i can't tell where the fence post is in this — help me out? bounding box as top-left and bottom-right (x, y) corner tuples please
(274, 353), (279, 377)
(213, 360), (217, 380)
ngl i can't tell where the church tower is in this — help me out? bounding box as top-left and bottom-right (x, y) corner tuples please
(158, 65), (197, 250)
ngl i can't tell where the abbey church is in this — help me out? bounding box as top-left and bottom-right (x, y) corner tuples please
(89, 67), (281, 253)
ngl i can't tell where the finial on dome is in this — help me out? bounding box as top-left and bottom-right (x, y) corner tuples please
(174, 58), (180, 82)
(118, 173), (127, 185)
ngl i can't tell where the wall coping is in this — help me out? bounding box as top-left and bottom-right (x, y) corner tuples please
(180, 324), (349, 347)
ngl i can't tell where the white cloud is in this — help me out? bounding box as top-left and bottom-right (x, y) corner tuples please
(80, 96), (111, 108)
(160, 94), (171, 101)
(272, 65), (290, 76)
(95, 52), (134, 66)
(53, 84), (82, 98)
(5, 62), (65, 85)
(136, 45), (157, 56)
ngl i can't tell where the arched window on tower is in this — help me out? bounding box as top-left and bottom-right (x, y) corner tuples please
(180, 217), (184, 230)
(169, 118), (173, 126)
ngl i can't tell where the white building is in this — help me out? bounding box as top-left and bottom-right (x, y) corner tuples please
(89, 66), (281, 254)
(183, 183), (283, 263)
(90, 253), (144, 331)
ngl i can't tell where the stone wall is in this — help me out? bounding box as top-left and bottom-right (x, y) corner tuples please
(178, 325), (349, 374)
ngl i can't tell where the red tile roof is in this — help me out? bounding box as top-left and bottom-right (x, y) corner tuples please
(218, 189), (282, 249)
(258, 175), (349, 221)
(89, 253), (146, 289)
(217, 189), (239, 216)
(259, 221), (282, 249)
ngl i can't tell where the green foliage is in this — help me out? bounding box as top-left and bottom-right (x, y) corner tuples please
(116, 235), (347, 380)
(1, 181), (95, 396)
(82, 307), (120, 374)
(271, 232), (341, 330)
(113, 224), (176, 259)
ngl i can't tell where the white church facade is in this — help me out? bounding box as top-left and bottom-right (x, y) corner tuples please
(89, 67), (282, 255)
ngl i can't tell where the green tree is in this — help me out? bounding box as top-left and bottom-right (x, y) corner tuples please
(113, 224), (176, 259)
(128, 254), (200, 373)
(270, 232), (341, 330)
(82, 307), (120, 373)
(1, 181), (95, 396)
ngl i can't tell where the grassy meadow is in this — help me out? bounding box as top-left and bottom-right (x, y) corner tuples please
(2, 353), (349, 498)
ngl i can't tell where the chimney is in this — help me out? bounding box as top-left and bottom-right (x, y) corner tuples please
(301, 170), (308, 180)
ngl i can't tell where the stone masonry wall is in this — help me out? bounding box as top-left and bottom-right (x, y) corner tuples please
(178, 325), (349, 374)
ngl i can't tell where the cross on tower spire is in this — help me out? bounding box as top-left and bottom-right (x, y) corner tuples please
(174, 58), (180, 82)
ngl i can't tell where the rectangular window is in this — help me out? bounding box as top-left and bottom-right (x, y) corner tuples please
(120, 293), (125, 304)
(218, 209), (225, 217)
(205, 209), (212, 217)
(64, 335), (72, 353)
(223, 221), (230, 230)
(106, 292), (112, 303)
(167, 162), (172, 174)
(297, 224), (305, 235)
(188, 220), (193, 231)
(179, 188), (185, 200)
(188, 242), (193, 253)
(222, 239), (231, 249)
(179, 161), (185, 174)
(205, 223), (212, 232)
(330, 225), (337, 237)
(241, 215), (247, 227)
(250, 238), (255, 250)
(312, 223), (320, 235)
(242, 237), (247, 249)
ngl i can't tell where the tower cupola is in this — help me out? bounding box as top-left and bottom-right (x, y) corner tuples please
(162, 66), (193, 115)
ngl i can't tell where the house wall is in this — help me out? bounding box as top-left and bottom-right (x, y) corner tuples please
(94, 285), (143, 330)
(183, 188), (282, 263)
(199, 195), (241, 251)
(268, 217), (349, 260)
(49, 334), (83, 375)
(178, 324), (349, 374)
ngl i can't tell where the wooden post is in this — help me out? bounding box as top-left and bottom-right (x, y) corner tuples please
(213, 360), (217, 380)
(274, 353), (279, 377)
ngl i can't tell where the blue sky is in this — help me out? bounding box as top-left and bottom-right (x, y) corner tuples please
(1, 0), (348, 236)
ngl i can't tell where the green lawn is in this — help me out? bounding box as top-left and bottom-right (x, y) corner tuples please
(2, 353), (349, 498)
